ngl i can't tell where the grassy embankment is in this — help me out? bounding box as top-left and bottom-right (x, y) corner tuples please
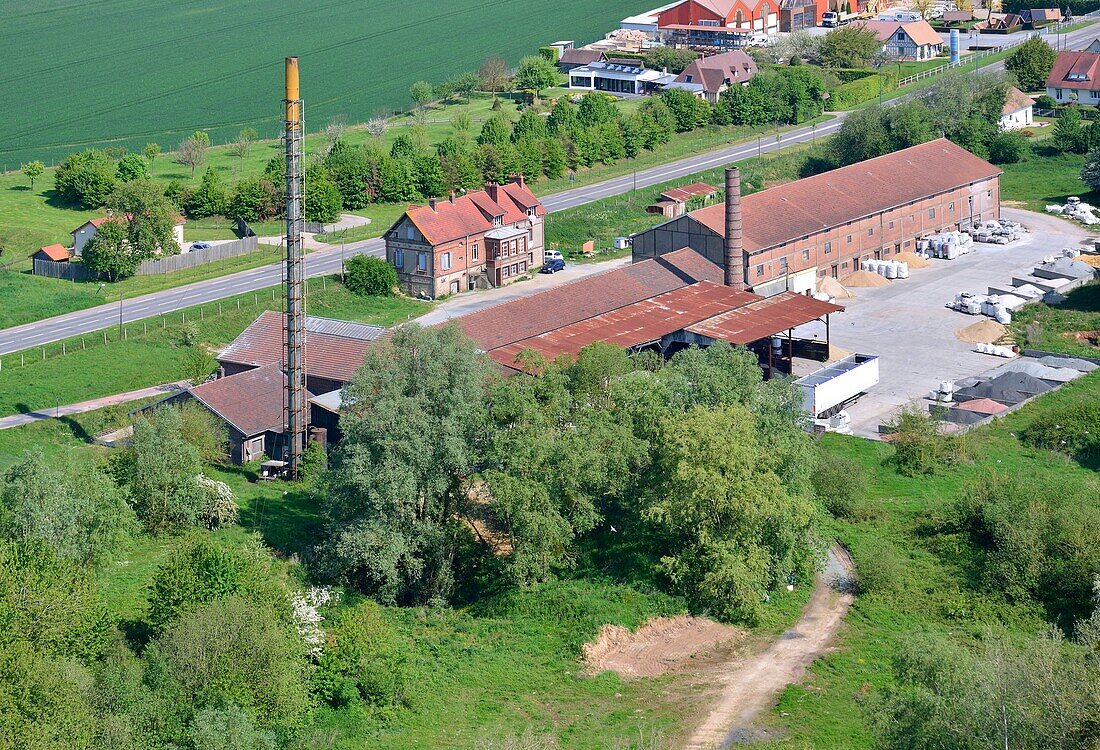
(0, 276), (428, 418)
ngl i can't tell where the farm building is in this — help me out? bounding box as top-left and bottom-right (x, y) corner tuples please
(1000, 86), (1035, 130)
(852, 19), (944, 60)
(631, 139), (1002, 297)
(655, 0), (798, 48)
(648, 182), (719, 217)
(556, 47), (606, 72)
(384, 177), (546, 298)
(666, 50), (758, 101)
(1045, 49), (1100, 103)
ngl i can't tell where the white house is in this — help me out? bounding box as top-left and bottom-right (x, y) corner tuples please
(71, 215), (185, 256)
(567, 59), (675, 95)
(1000, 86), (1035, 130)
(1045, 49), (1100, 104)
(852, 19), (945, 61)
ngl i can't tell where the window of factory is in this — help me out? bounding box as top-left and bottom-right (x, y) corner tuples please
(802, 249), (810, 261)
(867, 227), (874, 236)
(949, 201), (955, 213)
(756, 263), (764, 276)
(471, 243), (479, 260)
(441, 252), (451, 271)
(928, 207), (936, 219)
(846, 234), (852, 244)
(888, 220), (895, 229)
(824, 242), (832, 254)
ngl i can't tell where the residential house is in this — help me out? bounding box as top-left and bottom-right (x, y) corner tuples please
(31, 244), (72, 263)
(940, 9), (975, 23)
(977, 13), (1023, 30)
(71, 214), (185, 256)
(632, 139), (1002, 297)
(854, 19), (944, 60)
(666, 50), (757, 102)
(1085, 37), (1100, 53)
(1000, 86), (1035, 130)
(656, 0), (793, 49)
(557, 47), (607, 72)
(1045, 49), (1100, 103)
(567, 58), (675, 94)
(385, 177), (546, 298)
(1023, 7), (1061, 26)
(647, 182), (719, 217)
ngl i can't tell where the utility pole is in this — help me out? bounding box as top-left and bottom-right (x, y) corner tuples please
(284, 57), (306, 479)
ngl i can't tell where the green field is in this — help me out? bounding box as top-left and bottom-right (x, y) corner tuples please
(0, 0), (648, 166)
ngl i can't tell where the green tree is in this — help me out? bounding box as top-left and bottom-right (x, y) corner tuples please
(20, 160), (43, 189)
(819, 25), (883, 68)
(176, 131), (210, 179)
(645, 404), (817, 623)
(54, 149), (116, 207)
(228, 176), (280, 222)
(478, 112), (512, 147)
(830, 106), (891, 166)
(540, 137), (567, 179)
(187, 705), (276, 750)
(376, 155), (421, 203)
(644, 46), (698, 74)
(143, 142), (162, 163)
(1054, 106), (1089, 153)
(660, 88), (710, 132)
(179, 400), (229, 464)
(188, 167), (228, 218)
(409, 80), (434, 115)
(82, 219), (135, 280)
(110, 179), (182, 258)
(513, 55), (560, 100)
(304, 163), (342, 223)
(1005, 34), (1058, 91)
(454, 71), (481, 102)
(314, 601), (410, 709)
(115, 406), (204, 535)
(390, 132), (418, 160)
(0, 453), (135, 565)
(415, 153), (447, 198)
(115, 152), (149, 182)
(548, 97), (579, 135)
(316, 324), (492, 604)
(638, 98), (676, 148)
(1082, 148), (1100, 192)
(578, 92), (619, 127)
(324, 141), (372, 209)
(511, 109), (550, 143)
(988, 130), (1029, 163)
(345, 254), (398, 296)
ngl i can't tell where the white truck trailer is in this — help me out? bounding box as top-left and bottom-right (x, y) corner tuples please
(795, 354), (880, 418)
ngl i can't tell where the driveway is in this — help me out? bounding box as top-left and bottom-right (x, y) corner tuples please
(803, 209), (1090, 437)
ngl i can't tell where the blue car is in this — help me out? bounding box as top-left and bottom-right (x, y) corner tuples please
(540, 258), (566, 274)
(190, 242), (211, 251)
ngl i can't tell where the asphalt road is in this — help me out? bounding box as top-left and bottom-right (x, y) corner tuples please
(4, 20), (1098, 357)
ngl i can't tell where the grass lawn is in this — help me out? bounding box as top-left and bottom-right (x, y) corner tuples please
(1012, 281), (1100, 357)
(999, 148), (1095, 211)
(759, 367), (1100, 748)
(0, 276), (430, 417)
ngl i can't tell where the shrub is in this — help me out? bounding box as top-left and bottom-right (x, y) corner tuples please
(1019, 401), (1100, 463)
(853, 538), (905, 595)
(54, 149), (116, 208)
(196, 475), (239, 529)
(812, 455), (871, 521)
(298, 439), (327, 484)
(988, 131), (1029, 164)
(1034, 93), (1057, 110)
(885, 405), (967, 476)
(344, 254), (398, 297)
(314, 601), (410, 712)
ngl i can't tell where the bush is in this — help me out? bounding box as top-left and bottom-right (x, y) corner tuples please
(1035, 93), (1056, 110)
(826, 71), (897, 110)
(1019, 401), (1100, 463)
(314, 601), (410, 712)
(298, 439), (327, 484)
(988, 131), (1029, 164)
(344, 254), (398, 297)
(54, 149), (116, 208)
(853, 538), (905, 595)
(885, 405), (967, 476)
(812, 455), (871, 521)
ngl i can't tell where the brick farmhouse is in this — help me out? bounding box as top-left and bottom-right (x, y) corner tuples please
(385, 177), (546, 298)
(631, 139), (1002, 297)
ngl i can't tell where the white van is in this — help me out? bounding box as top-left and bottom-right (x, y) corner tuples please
(877, 9), (923, 21)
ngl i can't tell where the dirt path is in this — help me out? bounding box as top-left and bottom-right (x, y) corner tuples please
(685, 545), (856, 749)
(0, 380), (188, 430)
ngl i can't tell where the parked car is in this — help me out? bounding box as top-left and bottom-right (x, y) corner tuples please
(748, 33), (775, 46)
(190, 242), (211, 251)
(540, 257), (566, 274)
(545, 249), (564, 262)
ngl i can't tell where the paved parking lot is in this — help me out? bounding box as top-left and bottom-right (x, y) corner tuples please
(796, 209), (1092, 437)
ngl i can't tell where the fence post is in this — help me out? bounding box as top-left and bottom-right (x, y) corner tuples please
(62, 342), (65, 355)
(200, 307), (204, 321)
(41, 348), (45, 360)
(21, 354), (24, 367)
(144, 322), (148, 337)
(82, 338), (86, 350)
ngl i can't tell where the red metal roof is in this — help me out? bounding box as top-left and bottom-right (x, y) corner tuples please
(489, 281), (759, 369)
(685, 139), (1001, 254)
(187, 364), (312, 436)
(456, 248), (723, 352)
(684, 291), (843, 344)
(217, 310), (389, 385)
(35, 244), (72, 261)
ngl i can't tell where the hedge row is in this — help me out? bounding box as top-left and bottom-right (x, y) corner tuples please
(827, 70), (899, 110)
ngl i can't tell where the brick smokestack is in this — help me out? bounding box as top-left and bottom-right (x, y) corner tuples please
(724, 166), (745, 290)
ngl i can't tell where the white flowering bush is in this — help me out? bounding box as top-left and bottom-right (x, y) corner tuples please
(291, 586), (340, 657)
(195, 474), (239, 529)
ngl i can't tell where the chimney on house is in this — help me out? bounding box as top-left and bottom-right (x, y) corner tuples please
(513, 173), (525, 188)
(723, 166), (745, 290)
(429, 196), (437, 210)
(486, 181), (499, 202)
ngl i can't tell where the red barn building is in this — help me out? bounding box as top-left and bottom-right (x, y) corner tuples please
(657, 0), (828, 46)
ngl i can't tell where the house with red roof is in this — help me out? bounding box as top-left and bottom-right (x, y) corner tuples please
(1000, 86), (1035, 130)
(667, 51), (758, 102)
(852, 19), (944, 60)
(31, 244), (73, 264)
(1046, 49), (1100, 104)
(384, 177), (546, 298)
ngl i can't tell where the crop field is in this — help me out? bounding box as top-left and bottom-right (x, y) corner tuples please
(0, 0), (645, 167)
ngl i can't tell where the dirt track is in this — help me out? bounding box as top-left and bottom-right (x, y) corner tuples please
(685, 545), (856, 749)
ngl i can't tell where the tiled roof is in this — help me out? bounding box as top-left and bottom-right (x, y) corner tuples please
(35, 244), (72, 261)
(1046, 50), (1100, 87)
(454, 248), (722, 352)
(489, 281), (759, 369)
(941, 9), (974, 21)
(674, 51), (758, 93)
(685, 139), (1001, 253)
(559, 48), (605, 66)
(188, 364), (312, 436)
(218, 310), (389, 384)
(397, 178), (545, 247)
(661, 182), (719, 203)
(854, 19), (944, 46)
(1002, 86), (1035, 115)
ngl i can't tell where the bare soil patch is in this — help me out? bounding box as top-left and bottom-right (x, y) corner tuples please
(582, 616), (746, 679)
(1077, 254), (1100, 269)
(840, 270), (890, 288)
(1063, 329), (1100, 348)
(955, 319), (1007, 344)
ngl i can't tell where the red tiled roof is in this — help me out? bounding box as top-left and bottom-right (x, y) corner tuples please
(455, 248), (722, 352)
(489, 280), (759, 370)
(685, 291), (844, 343)
(188, 364), (312, 436)
(397, 179), (546, 247)
(853, 19), (944, 46)
(35, 244), (72, 261)
(685, 139), (1001, 253)
(953, 397), (1009, 415)
(1002, 86), (1035, 115)
(1046, 50), (1100, 88)
(674, 51), (758, 93)
(217, 311), (390, 384)
(661, 182), (719, 203)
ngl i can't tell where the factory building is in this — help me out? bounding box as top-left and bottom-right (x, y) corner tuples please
(631, 139), (1002, 297)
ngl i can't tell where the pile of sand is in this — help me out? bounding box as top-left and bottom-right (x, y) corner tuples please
(840, 270), (891, 288)
(1078, 254), (1100, 269)
(955, 319), (1007, 344)
(894, 251), (932, 269)
(817, 276), (855, 299)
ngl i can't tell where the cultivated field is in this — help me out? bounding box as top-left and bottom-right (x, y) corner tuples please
(0, 0), (644, 166)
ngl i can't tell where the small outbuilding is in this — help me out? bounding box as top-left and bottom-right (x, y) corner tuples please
(32, 244), (72, 263)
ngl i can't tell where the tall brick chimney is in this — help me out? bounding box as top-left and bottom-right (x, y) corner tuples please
(724, 166), (745, 290)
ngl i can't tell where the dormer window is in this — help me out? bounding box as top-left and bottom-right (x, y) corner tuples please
(685, 74), (693, 82)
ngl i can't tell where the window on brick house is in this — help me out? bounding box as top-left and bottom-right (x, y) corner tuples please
(846, 234), (852, 244)
(824, 242), (831, 254)
(779, 257), (788, 270)
(394, 250), (404, 269)
(867, 227), (874, 236)
(757, 263), (764, 276)
(471, 243), (479, 260)
(928, 207), (936, 219)
(802, 249), (810, 261)
(949, 201), (955, 213)
(441, 252), (451, 271)
(889, 220), (895, 229)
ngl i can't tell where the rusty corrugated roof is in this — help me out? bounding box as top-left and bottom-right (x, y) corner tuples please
(684, 291), (844, 344)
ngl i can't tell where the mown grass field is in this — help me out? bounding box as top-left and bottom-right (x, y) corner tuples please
(0, 0), (646, 166)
